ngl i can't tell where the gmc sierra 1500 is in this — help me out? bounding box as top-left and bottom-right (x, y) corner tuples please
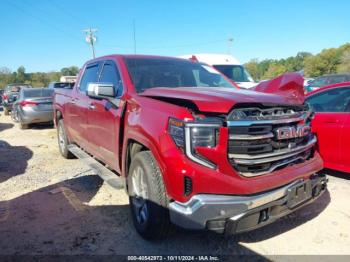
(54, 55), (327, 239)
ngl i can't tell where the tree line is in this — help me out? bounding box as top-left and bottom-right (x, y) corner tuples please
(245, 43), (350, 81)
(2, 42), (350, 87)
(0, 66), (79, 88)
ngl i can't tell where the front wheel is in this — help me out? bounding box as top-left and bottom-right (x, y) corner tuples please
(57, 119), (74, 159)
(128, 151), (171, 240)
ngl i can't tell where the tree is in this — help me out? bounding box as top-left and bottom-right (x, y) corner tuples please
(262, 63), (288, 79)
(16, 66), (26, 83)
(29, 72), (50, 87)
(337, 50), (350, 73)
(61, 66), (79, 76)
(47, 71), (61, 82)
(305, 48), (342, 77)
(0, 67), (12, 88)
(245, 59), (259, 80)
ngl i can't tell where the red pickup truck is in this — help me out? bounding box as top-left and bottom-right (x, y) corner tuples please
(54, 55), (327, 239)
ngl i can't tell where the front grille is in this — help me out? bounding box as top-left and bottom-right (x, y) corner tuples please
(227, 106), (316, 177)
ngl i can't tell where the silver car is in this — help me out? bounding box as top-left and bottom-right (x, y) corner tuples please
(12, 88), (54, 129)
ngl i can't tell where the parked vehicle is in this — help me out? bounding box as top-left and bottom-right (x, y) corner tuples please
(180, 54), (257, 89)
(54, 55), (327, 239)
(48, 82), (74, 89)
(12, 88), (54, 129)
(306, 82), (350, 173)
(2, 84), (32, 115)
(304, 77), (314, 87)
(305, 74), (350, 93)
(60, 75), (77, 83)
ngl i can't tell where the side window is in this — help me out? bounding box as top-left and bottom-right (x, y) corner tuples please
(79, 63), (100, 92)
(99, 62), (123, 97)
(307, 87), (350, 112)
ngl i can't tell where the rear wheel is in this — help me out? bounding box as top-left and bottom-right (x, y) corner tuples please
(57, 119), (74, 159)
(19, 122), (29, 130)
(17, 113), (29, 129)
(128, 151), (171, 240)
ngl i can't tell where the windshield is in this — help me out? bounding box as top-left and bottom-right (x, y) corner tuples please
(23, 88), (54, 98)
(213, 65), (254, 83)
(124, 58), (234, 93)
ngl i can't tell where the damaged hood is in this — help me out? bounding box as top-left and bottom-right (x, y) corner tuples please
(254, 72), (305, 104)
(139, 79), (305, 114)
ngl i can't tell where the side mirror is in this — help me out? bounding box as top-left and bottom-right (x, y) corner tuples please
(86, 83), (115, 99)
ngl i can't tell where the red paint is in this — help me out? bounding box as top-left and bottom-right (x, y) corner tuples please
(20, 100), (38, 107)
(54, 55), (323, 203)
(254, 73), (305, 104)
(306, 82), (350, 173)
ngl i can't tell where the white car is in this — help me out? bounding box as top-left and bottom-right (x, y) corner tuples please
(179, 54), (257, 89)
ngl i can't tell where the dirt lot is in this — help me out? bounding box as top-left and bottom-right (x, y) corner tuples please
(0, 113), (350, 258)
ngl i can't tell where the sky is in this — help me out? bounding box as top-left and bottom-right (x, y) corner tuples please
(0, 0), (349, 72)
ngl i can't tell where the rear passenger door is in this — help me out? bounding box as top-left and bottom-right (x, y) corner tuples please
(67, 62), (101, 150)
(87, 60), (124, 172)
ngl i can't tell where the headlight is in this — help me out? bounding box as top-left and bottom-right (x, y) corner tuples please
(168, 118), (222, 169)
(168, 118), (185, 148)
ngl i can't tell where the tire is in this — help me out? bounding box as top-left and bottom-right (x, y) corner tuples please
(19, 122), (29, 130)
(128, 151), (171, 240)
(57, 119), (74, 159)
(4, 108), (9, 116)
(11, 110), (18, 122)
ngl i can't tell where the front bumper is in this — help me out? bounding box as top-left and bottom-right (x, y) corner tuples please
(169, 174), (327, 234)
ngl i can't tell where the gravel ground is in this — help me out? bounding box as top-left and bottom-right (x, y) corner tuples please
(0, 113), (350, 258)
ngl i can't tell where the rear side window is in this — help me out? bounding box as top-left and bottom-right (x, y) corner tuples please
(79, 63), (100, 92)
(99, 62), (123, 97)
(307, 87), (350, 112)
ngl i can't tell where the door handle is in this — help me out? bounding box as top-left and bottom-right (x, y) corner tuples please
(70, 98), (77, 104)
(88, 103), (96, 110)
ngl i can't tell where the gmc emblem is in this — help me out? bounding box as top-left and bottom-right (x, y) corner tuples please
(275, 125), (310, 140)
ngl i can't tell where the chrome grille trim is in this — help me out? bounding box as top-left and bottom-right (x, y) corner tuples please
(229, 137), (317, 163)
(229, 133), (274, 140)
(238, 156), (305, 177)
(227, 106), (315, 177)
(227, 116), (305, 127)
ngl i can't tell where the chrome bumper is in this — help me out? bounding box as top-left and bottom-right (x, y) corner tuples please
(169, 174), (327, 234)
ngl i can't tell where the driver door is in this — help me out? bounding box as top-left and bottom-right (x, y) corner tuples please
(87, 60), (124, 173)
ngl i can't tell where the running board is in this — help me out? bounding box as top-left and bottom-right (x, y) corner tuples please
(68, 144), (124, 189)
